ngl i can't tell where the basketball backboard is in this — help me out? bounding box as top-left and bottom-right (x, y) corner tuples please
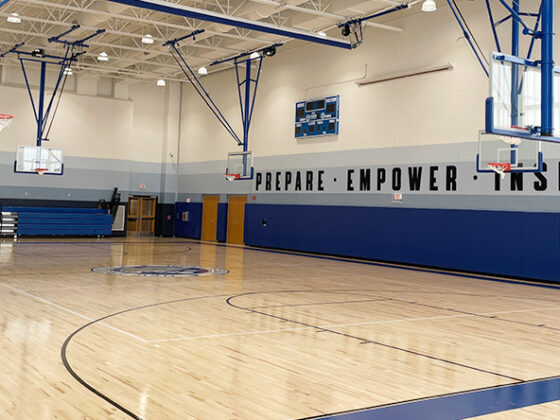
(488, 52), (560, 137)
(226, 150), (253, 180)
(477, 131), (542, 175)
(15, 145), (64, 175)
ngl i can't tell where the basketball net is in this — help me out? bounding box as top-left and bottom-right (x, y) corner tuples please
(0, 114), (14, 133)
(487, 162), (511, 179)
(225, 173), (241, 182)
(491, 134), (520, 179)
(36, 168), (48, 176)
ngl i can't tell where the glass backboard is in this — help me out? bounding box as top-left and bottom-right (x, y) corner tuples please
(226, 150), (253, 180)
(477, 131), (542, 174)
(490, 52), (560, 136)
(15, 145), (64, 175)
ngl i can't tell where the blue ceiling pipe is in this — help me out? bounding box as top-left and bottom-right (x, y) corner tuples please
(106, 0), (352, 49)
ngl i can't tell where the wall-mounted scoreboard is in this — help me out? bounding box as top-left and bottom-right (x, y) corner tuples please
(295, 95), (339, 139)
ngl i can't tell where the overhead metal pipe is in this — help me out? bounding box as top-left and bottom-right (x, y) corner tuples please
(106, 0), (353, 49)
(541, 0), (555, 136)
(446, 0), (489, 77)
(511, 0), (520, 128)
(339, 4), (408, 26)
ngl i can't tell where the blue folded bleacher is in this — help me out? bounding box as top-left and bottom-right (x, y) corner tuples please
(3, 206), (112, 236)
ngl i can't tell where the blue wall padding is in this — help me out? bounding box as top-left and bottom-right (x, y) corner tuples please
(216, 203), (228, 242)
(174, 202), (202, 239)
(8, 207), (112, 236)
(244, 203), (560, 283)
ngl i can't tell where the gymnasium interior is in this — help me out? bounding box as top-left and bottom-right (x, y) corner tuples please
(1, 0), (560, 418)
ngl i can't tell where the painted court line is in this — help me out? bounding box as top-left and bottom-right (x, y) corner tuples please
(238, 244), (560, 292)
(0, 282), (149, 343)
(148, 305), (560, 343)
(305, 375), (560, 419)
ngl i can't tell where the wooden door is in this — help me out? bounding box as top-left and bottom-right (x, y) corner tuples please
(201, 195), (220, 241)
(127, 197), (140, 232)
(227, 195), (247, 244)
(139, 197), (156, 233)
(127, 196), (156, 234)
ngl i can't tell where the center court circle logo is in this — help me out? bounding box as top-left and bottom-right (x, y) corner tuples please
(91, 265), (228, 277)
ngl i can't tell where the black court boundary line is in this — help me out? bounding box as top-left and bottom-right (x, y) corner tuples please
(59, 287), (517, 419)
(177, 239), (560, 291)
(247, 289), (560, 333)
(62, 286), (556, 419)
(51, 239), (559, 418)
(226, 291), (522, 382)
(242, 245), (560, 290)
(227, 288), (560, 417)
(61, 294), (231, 420)
(16, 237), (560, 290)
(384, 294), (560, 333)
(294, 374), (560, 420)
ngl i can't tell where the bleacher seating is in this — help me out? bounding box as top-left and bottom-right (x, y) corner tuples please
(2, 206), (112, 236)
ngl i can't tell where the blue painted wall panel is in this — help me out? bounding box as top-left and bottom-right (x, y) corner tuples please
(244, 204), (560, 283)
(217, 203), (228, 242)
(520, 213), (560, 280)
(174, 202), (202, 239)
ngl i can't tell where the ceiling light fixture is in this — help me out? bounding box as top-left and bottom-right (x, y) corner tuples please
(422, 0), (437, 12)
(317, 31), (327, 37)
(197, 66), (208, 75)
(142, 34), (154, 44)
(156, 79), (166, 86)
(97, 52), (109, 62)
(63, 67), (73, 76)
(7, 13), (21, 24)
(249, 51), (260, 59)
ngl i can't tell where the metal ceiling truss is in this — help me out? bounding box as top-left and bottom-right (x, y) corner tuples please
(105, 0), (353, 49)
(1, 0), (409, 81)
(0, 24), (103, 146)
(14, 0), (259, 43)
(0, 22), (213, 69)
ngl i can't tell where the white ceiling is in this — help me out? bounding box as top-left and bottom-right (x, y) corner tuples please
(0, 0), (419, 81)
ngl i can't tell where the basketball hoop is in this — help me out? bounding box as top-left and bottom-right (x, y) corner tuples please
(0, 114), (14, 133)
(488, 162), (511, 179)
(225, 173), (241, 182)
(36, 168), (48, 176)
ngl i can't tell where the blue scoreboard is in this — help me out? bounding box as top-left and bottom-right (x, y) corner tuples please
(295, 95), (339, 139)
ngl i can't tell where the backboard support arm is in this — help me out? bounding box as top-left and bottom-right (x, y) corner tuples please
(0, 25), (104, 146)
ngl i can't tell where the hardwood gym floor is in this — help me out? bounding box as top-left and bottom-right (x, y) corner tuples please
(0, 237), (559, 419)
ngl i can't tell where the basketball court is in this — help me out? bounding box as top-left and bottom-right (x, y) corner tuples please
(0, 237), (559, 419)
(1, 0), (560, 418)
